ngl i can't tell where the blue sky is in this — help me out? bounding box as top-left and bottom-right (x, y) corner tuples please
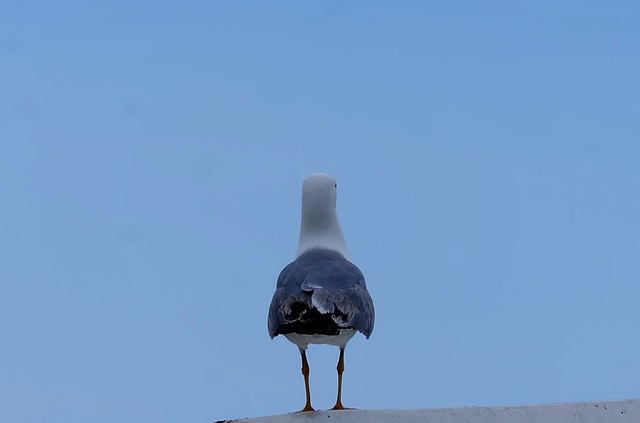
(1, 1), (639, 422)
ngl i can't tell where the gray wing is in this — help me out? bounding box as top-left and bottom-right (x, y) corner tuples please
(268, 249), (375, 338)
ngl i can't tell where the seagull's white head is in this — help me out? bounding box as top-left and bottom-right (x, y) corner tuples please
(301, 172), (338, 217)
(296, 173), (350, 259)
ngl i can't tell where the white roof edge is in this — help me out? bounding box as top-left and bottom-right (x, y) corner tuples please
(223, 399), (640, 423)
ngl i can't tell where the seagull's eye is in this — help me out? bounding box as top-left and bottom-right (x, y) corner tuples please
(334, 183), (337, 188)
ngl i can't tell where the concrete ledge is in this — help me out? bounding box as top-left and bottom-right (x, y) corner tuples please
(221, 399), (640, 423)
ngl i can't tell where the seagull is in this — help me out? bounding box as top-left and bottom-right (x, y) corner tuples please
(268, 173), (375, 412)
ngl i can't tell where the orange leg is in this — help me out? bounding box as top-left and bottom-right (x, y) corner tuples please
(298, 348), (314, 412)
(331, 347), (351, 410)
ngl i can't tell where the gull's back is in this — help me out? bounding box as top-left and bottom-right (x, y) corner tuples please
(268, 248), (375, 339)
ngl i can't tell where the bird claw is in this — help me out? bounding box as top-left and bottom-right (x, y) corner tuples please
(331, 403), (354, 411)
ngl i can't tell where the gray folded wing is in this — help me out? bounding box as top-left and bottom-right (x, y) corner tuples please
(268, 248), (375, 339)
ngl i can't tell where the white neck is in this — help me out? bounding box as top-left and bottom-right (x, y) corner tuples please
(296, 203), (350, 259)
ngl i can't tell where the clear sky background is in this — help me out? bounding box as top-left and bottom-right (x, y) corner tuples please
(1, 1), (639, 422)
